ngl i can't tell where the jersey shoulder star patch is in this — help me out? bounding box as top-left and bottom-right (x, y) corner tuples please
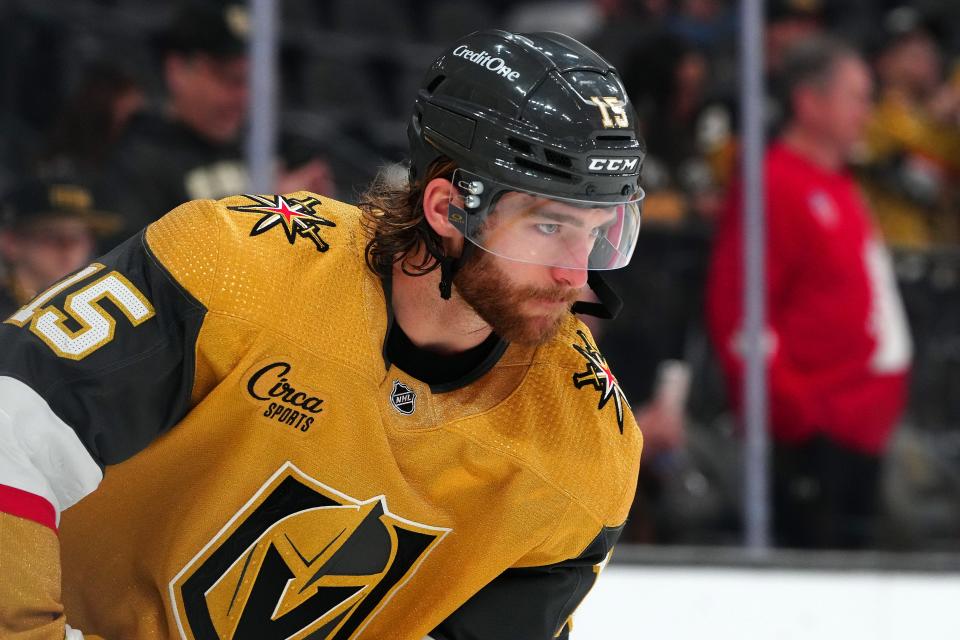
(571, 329), (629, 433)
(229, 194), (336, 251)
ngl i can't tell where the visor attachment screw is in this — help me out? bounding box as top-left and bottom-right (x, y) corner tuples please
(464, 195), (481, 209)
(456, 179), (484, 195)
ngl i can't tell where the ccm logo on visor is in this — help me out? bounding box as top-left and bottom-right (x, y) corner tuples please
(588, 157), (641, 173)
(453, 45), (521, 81)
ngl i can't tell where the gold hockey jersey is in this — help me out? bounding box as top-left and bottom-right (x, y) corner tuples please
(0, 193), (642, 639)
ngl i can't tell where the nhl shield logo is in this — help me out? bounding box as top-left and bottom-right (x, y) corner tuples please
(390, 380), (416, 415)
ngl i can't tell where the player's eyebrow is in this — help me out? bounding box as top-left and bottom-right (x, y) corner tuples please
(535, 210), (583, 226)
(530, 209), (618, 228)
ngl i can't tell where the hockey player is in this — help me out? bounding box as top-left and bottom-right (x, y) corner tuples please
(0, 31), (644, 639)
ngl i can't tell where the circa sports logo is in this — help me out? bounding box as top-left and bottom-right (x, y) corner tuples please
(228, 194), (336, 252)
(247, 361), (324, 432)
(571, 330), (628, 433)
(169, 462), (449, 640)
(452, 44), (521, 81)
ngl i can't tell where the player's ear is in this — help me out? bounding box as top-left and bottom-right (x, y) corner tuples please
(421, 177), (464, 254)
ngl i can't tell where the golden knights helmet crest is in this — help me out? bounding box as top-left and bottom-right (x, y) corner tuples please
(170, 463), (449, 639)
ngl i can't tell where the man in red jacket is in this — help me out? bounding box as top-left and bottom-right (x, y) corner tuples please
(707, 37), (912, 549)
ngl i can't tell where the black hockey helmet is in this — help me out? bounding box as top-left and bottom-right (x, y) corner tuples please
(409, 30), (645, 276)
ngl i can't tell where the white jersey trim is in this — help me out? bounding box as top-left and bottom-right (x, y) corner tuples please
(0, 376), (103, 525)
(864, 240), (912, 374)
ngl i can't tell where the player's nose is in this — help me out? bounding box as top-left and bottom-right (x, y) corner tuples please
(550, 265), (589, 289)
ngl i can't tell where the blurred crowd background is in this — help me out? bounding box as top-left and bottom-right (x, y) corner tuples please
(3, 0), (960, 553)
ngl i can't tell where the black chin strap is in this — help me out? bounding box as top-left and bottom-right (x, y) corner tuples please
(572, 271), (623, 320)
(438, 241), (475, 300)
(438, 255), (456, 299)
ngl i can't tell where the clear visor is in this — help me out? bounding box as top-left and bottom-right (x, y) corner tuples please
(447, 169), (643, 270)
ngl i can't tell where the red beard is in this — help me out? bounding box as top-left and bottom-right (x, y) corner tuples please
(453, 249), (581, 346)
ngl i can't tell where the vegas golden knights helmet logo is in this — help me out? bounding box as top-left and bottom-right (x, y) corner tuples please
(170, 463), (449, 639)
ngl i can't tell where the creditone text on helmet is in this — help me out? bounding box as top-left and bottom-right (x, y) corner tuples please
(452, 45), (521, 81)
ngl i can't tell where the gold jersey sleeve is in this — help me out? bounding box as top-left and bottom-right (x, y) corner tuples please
(0, 514), (68, 640)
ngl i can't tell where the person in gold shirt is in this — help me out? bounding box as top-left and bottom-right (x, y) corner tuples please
(861, 11), (960, 248)
(0, 31), (644, 639)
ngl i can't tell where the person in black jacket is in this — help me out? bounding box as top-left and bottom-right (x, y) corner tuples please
(103, 3), (333, 245)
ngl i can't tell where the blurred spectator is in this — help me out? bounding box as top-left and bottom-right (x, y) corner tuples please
(671, 0), (828, 205)
(707, 37), (913, 549)
(665, 0), (736, 54)
(38, 61), (145, 185)
(859, 7), (960, 248)
(103, 2), (334, 244)
(587, 0), (673, 73)
(0, 179), (120, 317)
(623, 34), (724, 225)
(766, 0), (826, 73)
(765, 0), (827, 131)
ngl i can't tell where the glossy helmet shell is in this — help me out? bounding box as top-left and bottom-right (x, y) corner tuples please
(409, 30), (645, 204)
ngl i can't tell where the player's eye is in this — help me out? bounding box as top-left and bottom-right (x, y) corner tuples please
(535, 223), (560, 235)
(590, 219), (616, 239)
